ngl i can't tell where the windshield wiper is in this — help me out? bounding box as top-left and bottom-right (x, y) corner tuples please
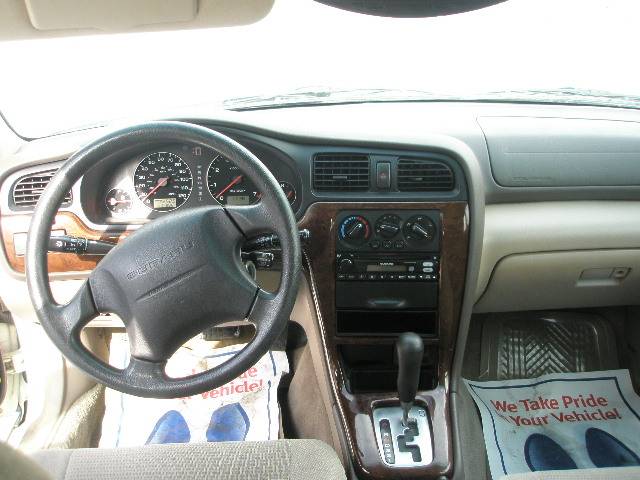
(223, 87), (448, 111)
(224, 86), (640, 111)
(478, 87), (640, 108)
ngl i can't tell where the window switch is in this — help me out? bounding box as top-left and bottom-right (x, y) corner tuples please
(376, 162), (391, 189)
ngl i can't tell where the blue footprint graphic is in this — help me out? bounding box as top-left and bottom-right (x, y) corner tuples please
(524, 433), (577, 471)
(146, 410), (191, 444)
(586, 427), (640, 467)
(206, 403), (250, 442)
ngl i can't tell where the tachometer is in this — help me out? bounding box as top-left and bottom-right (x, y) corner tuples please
(207, 155), (260, 206)
(134, 152), (192, 212)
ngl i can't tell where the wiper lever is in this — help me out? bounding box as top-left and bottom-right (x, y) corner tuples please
(244, 229), (311, 251)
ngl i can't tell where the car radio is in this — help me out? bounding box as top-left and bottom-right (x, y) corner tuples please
(336, 254), (439, 282)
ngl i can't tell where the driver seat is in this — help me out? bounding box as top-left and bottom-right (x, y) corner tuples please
(1, 439), (346, 480)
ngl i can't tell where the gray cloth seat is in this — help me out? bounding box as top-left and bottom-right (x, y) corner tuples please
(2, 440), (346, 480)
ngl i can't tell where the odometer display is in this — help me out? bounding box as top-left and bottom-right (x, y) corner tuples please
(134, 152), (192, 212)
(207, 155), (260, 205)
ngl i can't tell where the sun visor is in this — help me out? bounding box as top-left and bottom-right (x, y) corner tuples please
(0, 0), (274, 40)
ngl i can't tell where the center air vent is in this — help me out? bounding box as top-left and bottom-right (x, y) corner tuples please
(313, 154), (370, 192)
(397, 159), (454, 192)
(11, 169), (72, 210)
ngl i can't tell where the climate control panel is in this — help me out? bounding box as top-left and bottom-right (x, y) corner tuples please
(337, 210), (440, 252)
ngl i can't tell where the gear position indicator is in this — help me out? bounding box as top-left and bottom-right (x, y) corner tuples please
(373, 406), (433, 467)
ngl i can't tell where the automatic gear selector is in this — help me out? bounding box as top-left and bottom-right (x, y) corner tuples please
(372, 332), (433, 467)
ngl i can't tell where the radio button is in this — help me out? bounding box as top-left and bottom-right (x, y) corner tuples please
(407, 274), (417, 280)
(367, 273), (377, 280)
(358, 273), (367, 280)
(422, 267), (434, 273)
(398, 274), (407, 280)
(388, 274), (398, 280)
(337, 274), (346, 280)
(422, 261), (434, 267)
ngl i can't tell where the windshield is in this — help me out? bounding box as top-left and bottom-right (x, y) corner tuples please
(1, 0), (639, 138)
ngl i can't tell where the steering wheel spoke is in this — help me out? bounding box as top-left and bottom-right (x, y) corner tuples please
(45, 280), (98, 341)
(225, 201), (275, 238)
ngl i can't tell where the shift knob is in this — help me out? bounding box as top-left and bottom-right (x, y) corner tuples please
(396, 332), (424, 425)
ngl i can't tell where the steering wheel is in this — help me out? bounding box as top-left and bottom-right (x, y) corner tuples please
(26, 122), (301, 398)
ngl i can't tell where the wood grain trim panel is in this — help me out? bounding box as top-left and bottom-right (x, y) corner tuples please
(299, 201), (469, 479)
(1, 212), (130, 273)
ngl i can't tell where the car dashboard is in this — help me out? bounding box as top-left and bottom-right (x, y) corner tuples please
(2, 101), (640, 479)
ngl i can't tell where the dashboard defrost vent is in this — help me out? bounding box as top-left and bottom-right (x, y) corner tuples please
(11, 169), (72, 209)
(397, 158), (454, 192)
(313, 154), (370, 191)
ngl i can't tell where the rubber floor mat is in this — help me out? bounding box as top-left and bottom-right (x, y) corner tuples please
(479, 312), (618, 380)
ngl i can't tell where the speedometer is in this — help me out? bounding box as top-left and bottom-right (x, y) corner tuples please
(207, 155), (260, 206)
(134, 152), (192, 212)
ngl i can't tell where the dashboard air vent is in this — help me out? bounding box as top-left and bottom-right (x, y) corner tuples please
(11, 169), (72, 209)
(397, 159), (454, 192)
(313, 154), (370, 191)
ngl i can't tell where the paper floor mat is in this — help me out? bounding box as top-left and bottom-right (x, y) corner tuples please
(465, 369), (640, 478)
(100, 333), (289, 447)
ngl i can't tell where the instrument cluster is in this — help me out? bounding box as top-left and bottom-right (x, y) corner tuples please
(91, 143), (300, 223)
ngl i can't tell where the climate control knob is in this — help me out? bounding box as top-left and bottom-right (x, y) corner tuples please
(403, 215), (436, 243)
(339, 215), (371, 245)
(375, 214), (402, 239)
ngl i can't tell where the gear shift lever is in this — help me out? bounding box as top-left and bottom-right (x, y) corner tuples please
(396, 332), (424, 427)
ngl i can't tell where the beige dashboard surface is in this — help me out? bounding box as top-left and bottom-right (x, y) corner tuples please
(476, 201), (640, 312)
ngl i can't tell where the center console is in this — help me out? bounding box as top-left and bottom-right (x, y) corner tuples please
(300, 201), (469, 479)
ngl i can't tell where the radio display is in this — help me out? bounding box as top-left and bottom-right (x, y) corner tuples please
(367, 264), (407, 272)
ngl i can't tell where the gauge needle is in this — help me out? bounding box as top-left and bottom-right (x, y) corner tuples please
(143, 177), (169, 201)
(109, 199), (131, 205)
(216, 175), (243, 198)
